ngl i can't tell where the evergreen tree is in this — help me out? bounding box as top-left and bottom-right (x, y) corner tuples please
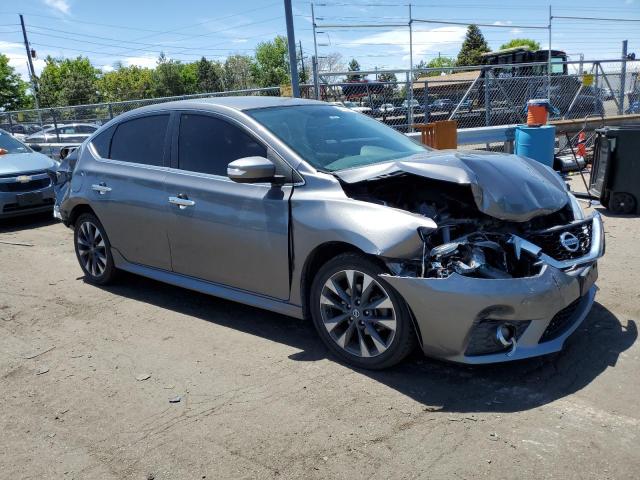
(456, 25), (490, 66)
(347, 58), (362, 81)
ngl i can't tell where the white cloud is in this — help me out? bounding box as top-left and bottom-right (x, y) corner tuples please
(122, 56), (158, 69)
(493, 20), (513, 26)
(0, 41), (46, 81)
(510, 28), (523, 35)
(43, 0), (71, 15)
(101, 64), (115, 73)
(231, 38), (249, 44)
(350, 26), (467, 60)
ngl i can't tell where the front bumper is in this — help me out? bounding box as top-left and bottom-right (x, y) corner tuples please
(382, 212), (605, 364)
(0, 172), (55, 219)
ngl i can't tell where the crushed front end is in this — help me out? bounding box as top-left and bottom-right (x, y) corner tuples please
(337, 153), (605, 364)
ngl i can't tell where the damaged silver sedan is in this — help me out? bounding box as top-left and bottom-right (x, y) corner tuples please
(54, 97), (604, 369)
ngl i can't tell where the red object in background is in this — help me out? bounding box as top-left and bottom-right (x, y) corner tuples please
(577, 131), (587, 157)
(0, 148), (8, 155)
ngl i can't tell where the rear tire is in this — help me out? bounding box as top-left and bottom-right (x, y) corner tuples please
(608, 192), (637, 214)
(73, 212), (117, 285)
(309, 252), (417, 369)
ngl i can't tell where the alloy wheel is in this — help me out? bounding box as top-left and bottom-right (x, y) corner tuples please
(319, 269), (397, 358)
(77, 221), (108, 277)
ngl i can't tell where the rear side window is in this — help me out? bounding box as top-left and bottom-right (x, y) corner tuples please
(90, 124), (116, 158)
(178, 114), (266, 176)
(110, 115), (169, 166)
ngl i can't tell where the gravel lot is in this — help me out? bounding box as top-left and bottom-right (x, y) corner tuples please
(1, 181), (639, 479)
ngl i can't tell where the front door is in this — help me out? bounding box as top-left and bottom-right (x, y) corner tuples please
(164, 112), (291, 300)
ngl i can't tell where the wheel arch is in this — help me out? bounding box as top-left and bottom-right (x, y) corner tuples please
(300, 241), (386, 320)
(67, 203), (98, 227)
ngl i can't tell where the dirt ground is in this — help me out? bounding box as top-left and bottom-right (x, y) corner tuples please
(1, 179), (639, 480)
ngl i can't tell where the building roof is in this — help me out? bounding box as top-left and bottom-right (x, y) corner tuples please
(414, 70), (481, 88)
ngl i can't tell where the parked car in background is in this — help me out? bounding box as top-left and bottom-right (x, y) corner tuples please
(376, 103), (396, 115)
(0, 123), (42, 141)
(625, 101), (640, 114)
(54, 97), (603, 369)
(0, 129), (56, 218)
(343, 101), (372, 115)
(25, 123), (98, 144)
(429, 98), (456, 112)
(400, 99), (422, 113)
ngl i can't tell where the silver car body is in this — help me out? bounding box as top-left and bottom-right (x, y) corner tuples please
(0, 129), (56, 218)
(56, 97), (604, 364)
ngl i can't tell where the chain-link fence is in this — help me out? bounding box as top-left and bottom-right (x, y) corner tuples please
(318, 59), (640, 132)
(1, 58), (638, 150)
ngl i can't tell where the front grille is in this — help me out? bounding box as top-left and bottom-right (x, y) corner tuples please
(527, 221), (592, 261)
(465, 320), (531, 356)
(0, 177), (51, 192)
(540, 297), (584, 342)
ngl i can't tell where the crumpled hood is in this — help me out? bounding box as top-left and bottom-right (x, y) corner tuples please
(0, 152), (56, 176)
(335, 150), (569, 222)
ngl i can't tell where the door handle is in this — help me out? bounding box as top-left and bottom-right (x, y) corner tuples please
(91, 183), (112, 195)
(169, 195), (196, 209)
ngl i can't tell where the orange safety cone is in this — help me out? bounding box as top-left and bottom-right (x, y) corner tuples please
(577, 131), (586, 158)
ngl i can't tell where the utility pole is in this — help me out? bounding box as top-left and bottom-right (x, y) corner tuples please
(284, 0), (300, 97)
(19, 14), (41, 112)
(299, 40), (306, 84)
(311, 3), (320, 99)
(619, 40), (628, 115)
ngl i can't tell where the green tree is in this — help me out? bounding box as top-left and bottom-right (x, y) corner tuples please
(499, 38), (541, 51)
(38, 56), (100, 107)
(97, 65), (154, 102)
(224, 55), (254, 90)
(0, 54), (31, 110)
(377, 72), (397, 97)
(196, 57), (225, 92)
(456, 25), (490, 66)
(252, 36), (290, 87)
(347, 58), (362, 81)
(417, 56), (457, 77)
(152, 53), (187, 97)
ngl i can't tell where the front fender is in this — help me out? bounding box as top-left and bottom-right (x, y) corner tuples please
(289, 182), (436, 305)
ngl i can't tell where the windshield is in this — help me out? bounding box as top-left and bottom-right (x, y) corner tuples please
(0, 131), (30, 154)
(247, 105), (427, 172)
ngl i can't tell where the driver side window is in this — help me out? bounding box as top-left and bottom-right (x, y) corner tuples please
(177, 114), (267, 176)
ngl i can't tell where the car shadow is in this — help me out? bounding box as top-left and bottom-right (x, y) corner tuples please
(98, 271), (636, 414)
(0, 212), (57, 233)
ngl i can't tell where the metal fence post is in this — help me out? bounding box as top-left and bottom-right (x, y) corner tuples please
(484, 69), (491, 127)
(51, 109), (61, 143)
(406, 71), (414, 131)
(7, 113), (13, 132)
(423, 79), (429, 124)
(619, 41), (628, 115)
(108, 103), (114, 119)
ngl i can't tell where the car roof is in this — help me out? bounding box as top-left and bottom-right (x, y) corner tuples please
(126, 96), (326, 116)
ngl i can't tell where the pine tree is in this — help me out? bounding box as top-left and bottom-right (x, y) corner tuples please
(456, 25), (490, 67)
(347, 59), (362, 81)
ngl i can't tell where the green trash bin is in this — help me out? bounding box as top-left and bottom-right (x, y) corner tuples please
(589, 125), (640, 214)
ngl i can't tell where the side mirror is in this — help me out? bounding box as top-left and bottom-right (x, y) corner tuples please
(227, 156), (277, 184)
(29, 143), (42, 152)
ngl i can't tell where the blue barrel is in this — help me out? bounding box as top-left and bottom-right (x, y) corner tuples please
(515, 125), (556, 168)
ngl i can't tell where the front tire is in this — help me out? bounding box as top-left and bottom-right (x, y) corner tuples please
(73, 212), (117, 285)
(310, 252), (416, 369)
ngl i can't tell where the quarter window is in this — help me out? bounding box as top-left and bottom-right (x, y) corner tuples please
(178, 114), (267, 176)
(110, 115), (169, 166)
(90, 124), (116, 158)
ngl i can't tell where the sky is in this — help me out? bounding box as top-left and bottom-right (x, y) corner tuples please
(1, 0), (639, 81)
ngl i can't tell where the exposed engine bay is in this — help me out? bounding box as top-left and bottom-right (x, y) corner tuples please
(341, 173), (579, 280)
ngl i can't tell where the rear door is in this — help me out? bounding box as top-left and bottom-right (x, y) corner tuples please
(84, 113), (172, 270)
(164, 112), (291, 300)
